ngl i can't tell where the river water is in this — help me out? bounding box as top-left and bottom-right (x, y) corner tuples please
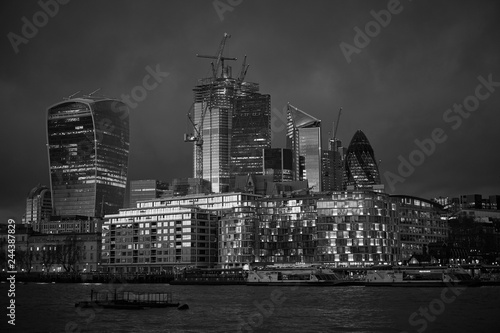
(1, 282), (499, 333)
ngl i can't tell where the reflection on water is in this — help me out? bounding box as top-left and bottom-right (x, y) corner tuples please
(0, 283), (499, 333)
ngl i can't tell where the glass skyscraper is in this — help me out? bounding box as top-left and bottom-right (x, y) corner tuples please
(343, 130), (381, 190)
(231, 92), (271, 184)
(47, 97), (129, 217)
(193, 77), (237, 193)
(193, 67), (269, 193)
(286, 103), (322, 192)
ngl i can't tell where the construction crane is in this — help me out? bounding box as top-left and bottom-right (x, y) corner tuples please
(330, 107), (343, 150)
(330, 107), (343, 190)
(184, 33), (236, 181)
(196, 33), (237, 79)
(237, 55), (249, 82)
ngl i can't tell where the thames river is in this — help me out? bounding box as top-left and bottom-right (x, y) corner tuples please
(1, 282), (499, 332)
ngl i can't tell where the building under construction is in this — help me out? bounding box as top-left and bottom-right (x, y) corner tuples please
(187, 34), (271, 193)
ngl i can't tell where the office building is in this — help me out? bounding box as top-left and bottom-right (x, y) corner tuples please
(490, 195), (500, 210)
(47, 97), (129, 217)
(343, 130), (381, 190)
(263, 148), (293, 182)
(191, 67), (266, 193)
(231, 92), (271, 186)
(392, 195), (448, 261)
(169, 178), (211, 196)
(24, 184), (52, 231)
(286, 103), (322, 192)
(321, 150), (335, 192)
(459, 194), (483, 209)
(331, 139), (346, 191)
(129, 180), (169, 208)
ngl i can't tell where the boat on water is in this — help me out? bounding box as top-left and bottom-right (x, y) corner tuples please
(75, 289), (183, 309)
(169, 268), (246, 285)
(365, 265), (479, 287)
(246, 265), (363, 286)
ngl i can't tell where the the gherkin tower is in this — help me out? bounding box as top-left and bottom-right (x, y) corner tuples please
(343, 130), (381, 189)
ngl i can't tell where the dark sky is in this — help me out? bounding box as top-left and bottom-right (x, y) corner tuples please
(1, 0), (500, 222)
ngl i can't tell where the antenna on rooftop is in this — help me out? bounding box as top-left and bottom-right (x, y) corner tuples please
(63, 91), (81, 100)
(84, 88), (101, 98)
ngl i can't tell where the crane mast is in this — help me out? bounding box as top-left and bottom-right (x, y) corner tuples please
(330, 107), (343, 190)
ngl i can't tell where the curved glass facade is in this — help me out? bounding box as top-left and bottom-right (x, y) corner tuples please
(343, 130), (381, 189)
(47, 98), (129, 217)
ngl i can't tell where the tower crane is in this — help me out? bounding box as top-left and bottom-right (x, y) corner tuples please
(330, 107), (343, 151)
(330, 107), (343, 190)
(237, 55), (249, 82)
(184, 33), (237, 181)
(196, 33), (237, 78)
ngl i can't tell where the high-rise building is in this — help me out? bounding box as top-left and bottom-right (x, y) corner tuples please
(24, 184), (52, 231)
(263, 148), (293, 182)
(191, 59), (268, 193)
(47, 97), (129, 217)
(321, 150), (335, 192)
(192, 76), (236, 193)
(343, 130), (381, 190)
(230, 92), (271, 186)
(128, 180), (170, 208)
(330, 139), (346, 191)
(286, 103), (322, 192)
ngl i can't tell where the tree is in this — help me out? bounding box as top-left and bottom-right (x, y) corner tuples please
(16, 246), (34, 273)
(56, 235), (82, 273)
(39, 244), (57, 273)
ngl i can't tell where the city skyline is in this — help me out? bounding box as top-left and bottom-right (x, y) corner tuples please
(2, 0), (500, 222)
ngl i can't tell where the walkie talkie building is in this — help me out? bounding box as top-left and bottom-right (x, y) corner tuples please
(46, 97), (129, 217)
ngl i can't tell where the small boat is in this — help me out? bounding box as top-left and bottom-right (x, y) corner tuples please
(75, 289), (181, 309)
(246, 265), (362, 286)
(365, 265), (479, 287)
